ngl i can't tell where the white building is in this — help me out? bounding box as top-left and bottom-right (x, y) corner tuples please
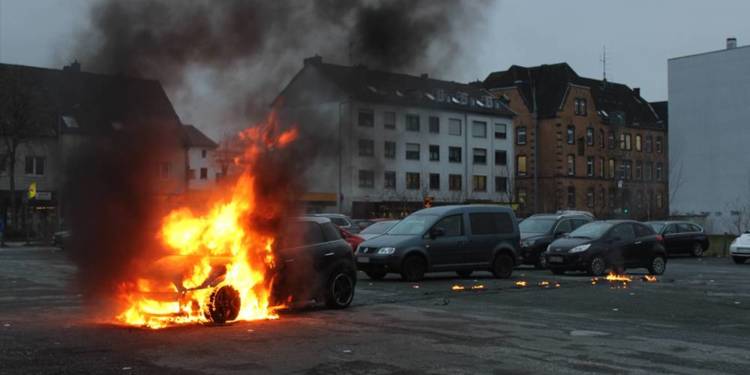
(668, 38), (750, 234)
(183, 124), (219, 191)
(276, 56), (515, 218)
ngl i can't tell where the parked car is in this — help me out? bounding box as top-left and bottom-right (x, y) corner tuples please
(544, 220), (667, 276)
(519, 212), (594, 268)
(353, 218), (395, 232)
(730, 232), (750, 264)
(338, 227), (364, 252)
(355, 205), (520, 281)
(357, 220), (400, 241)
(312, 213), (360, 233)
(645, 221), (709, 257)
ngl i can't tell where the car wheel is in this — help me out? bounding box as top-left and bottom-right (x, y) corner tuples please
(325, 268), (356, 309)
(690, 243), (704, 257)
(534, 254), (547, 270)
(648, 256), (667, 275)
(733, 256), (747, 264)
(365, 268), (387, 280)
(588, 256), (607, 276)
(456, 270), (473, 278)
(205, 285), (241, 323)
(550, 268), (565, 275)
(491, 253), (514, 279)
(401, 255), (427, 282)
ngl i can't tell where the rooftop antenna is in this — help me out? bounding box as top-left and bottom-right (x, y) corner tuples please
(600, 45), (608, 82)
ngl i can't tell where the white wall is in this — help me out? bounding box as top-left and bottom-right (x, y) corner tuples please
(187, 147), (218, 190)
(668, 45), (750, 233)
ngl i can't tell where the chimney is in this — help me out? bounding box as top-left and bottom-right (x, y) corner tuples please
(633, 87), (641, 97)
(63, 60), (81, 72)
(303, 55), (322, 67)
(727, 37), (737, 49)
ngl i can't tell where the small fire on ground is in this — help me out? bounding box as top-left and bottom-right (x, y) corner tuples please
(451, 284), (485, 291)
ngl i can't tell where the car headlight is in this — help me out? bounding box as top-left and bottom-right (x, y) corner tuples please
(377, 247), (396, 255)
(569, 244), (591, 253)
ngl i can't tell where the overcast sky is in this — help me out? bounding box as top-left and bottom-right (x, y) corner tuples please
(1, 0), (748, 124)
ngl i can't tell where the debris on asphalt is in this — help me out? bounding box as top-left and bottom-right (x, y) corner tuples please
(538, 281), (550, 288)
(122, 366), (132, 371)
(412, 284), (420, 289)
(451, 285), (465, 291)
(3, 323), (10, 327)
(514, 281), (528, 288)
(612, 308), (619, 312)
(342, 349), (352, 354)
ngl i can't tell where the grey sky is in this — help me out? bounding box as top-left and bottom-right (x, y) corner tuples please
(1, 0), (748, 118)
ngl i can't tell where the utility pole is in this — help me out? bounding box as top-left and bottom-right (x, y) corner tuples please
(531, 72), (540, 214)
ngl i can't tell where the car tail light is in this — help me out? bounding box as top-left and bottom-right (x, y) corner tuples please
(656, 235), (664, 242)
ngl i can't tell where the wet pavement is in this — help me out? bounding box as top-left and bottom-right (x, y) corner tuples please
(1, 246), (749, 374)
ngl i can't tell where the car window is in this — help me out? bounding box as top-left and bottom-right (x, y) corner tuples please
(677, 223), (693, 233)
(360, 221), (398, 235)
(321, 222), (342, 242)
(329, 217), (349, 227)
(608, 224), (635, 242)
(572, 219), (589, 229)
(633, 224), (654, 238)
(647, 222), (665, 233)
(282, 221), (325, 248)
(519, 217), (556, 233)
(433, 215), (464, 237)
(303, 222), (325, 244)
(690, 224), (703, 232)
(469, 212), (514, 235)
(554, 220), (573, 234)
(663, 224), (677, 234)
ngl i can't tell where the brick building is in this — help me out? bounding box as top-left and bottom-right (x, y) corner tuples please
(484, 63), (668, 219)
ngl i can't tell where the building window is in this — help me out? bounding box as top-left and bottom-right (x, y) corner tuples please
(358, 109), (374, 127)
(406, 114), (420, 132)
(201, 149), (207, 158)
(406, 172), (420, 190)
(188, 169), (196, 180)
(516, 127), (527, 145)
(518, 188), (528, 207)
(567, 186), (576, 208)
(359, 170), (374, 188)
(429, 173), (440, 190)
(608, 159), (616, 179)
(625, 133), (632, 150)
(200, 168), (208, 180)
(429, 145), (440, 161)
(599, 129), (605, 149)
(645, 162), (653, 180)
(473, 175), (487, 192)
(623, 160), (632, 180)
(473, 148), (487, 165)
(656, 136), (663, 153)
(441, 147), (458, 164)
(635, 134), (642, 151)
(600, 187), (606, 209)
(586, 157), (594, 177)
(384, 141), (396, 159)
(608, 188), (616, 208)
(636, 190), (644, 210)
(495, 123), (507, 139)
(567, 154), (576, 176)
(429, 116), (440, 133)
(517, 155), (527, 176)
(358, 139), (374, 157)
(495, 177), (508, 193)
(449, 118), (462, 136)
(645, 135), (653, 152)
(495, 150), (507, 166)
(384, 171), (396, 189)
(619, 133), (626, 150)
(599, 157), (605, 177)
(25, 156), (45, 176)
(607, 131), (615, 149)
(472, 121), (487, 138)
(635, 161), (643, 180)
(587, 188), (595, 208)
(159, 162), (170, 179)
(574, 98), (587, 116)
(586, 127), (594, 146)
(449, 174), (462, 191)
(406, 143), (420, 160)
(567, 125), (575, 144)
(656, 192), (664, 208)
(384, 111), (396, 129)
(656, 162), (663, 180)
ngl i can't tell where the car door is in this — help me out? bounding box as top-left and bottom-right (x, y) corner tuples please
(676, 223), (695, 253)
(467, 211), (512, 267)
(425, 214), (467, 269)
(661, 224), (680, 254)
(607, 223), (636, 267)
(633, 223), (658, 264)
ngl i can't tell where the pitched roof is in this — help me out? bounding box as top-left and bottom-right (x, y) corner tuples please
(183, 124), (218, 148)
(0, 63), (181, 136)
(650, 101), (668, 128)
(283, 57), (514, 117)
(483, 63), (664, 128)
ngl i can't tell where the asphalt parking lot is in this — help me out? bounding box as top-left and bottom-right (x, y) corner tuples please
(1, 247), (749, 374)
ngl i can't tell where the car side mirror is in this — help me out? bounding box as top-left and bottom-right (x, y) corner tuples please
(429, 227), (446, 239)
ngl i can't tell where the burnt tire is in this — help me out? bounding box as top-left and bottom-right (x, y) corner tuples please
(206, 285), (241, 324)
(456, 270), (473, 278)
(401, 255), (427, 282)
(365, 268), (387, 281)
(491, 253), (514, 279)
(588, 256), (607, 277)
(733, 256), (746, 264)
(690, 243), (704, 257)
(325, 267), (356, 309)
(648, 256), (667, 275)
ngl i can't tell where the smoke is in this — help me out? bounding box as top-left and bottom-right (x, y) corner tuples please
(72, 0), (487, 136)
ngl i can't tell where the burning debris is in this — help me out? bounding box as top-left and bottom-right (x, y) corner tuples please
(451, 284), (485, 292)
(451, 285), (465, 291)
(642, 275), (658, 283)
(514, 281), (528, 288)
(589, 273), (658, 289)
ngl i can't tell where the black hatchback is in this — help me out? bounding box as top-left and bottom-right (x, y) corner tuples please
(645, 221), (709, 257)
(544, 220), (667, 276)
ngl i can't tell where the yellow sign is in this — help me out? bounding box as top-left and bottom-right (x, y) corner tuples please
(28, 182), (36, 199)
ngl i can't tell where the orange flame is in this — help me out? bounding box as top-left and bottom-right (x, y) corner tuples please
(643, 275), (657, 282)
(470, 284), (485, 290)
(451, 285), (465, 291)
(115, 111), (296, 329)
(605, 273), (632, 282)
(514, 281), (528, 288)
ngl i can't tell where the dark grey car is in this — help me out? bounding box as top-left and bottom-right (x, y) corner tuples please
(355, 205), (521, 281)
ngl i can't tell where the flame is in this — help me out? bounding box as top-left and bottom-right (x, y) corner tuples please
(451, 285), (465, 291)
(538, 281), (550, 288)
(605, 273), (632, 282)
(115, 111), (297, 329)
(470, 284), (485, 290)
(643, 275), (657, 282)
(514, 281), (528, 288)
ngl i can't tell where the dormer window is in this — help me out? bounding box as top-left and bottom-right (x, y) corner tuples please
(574, 98), (587, 116)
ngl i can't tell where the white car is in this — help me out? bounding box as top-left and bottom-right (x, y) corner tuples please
(729, 233), (750, 264)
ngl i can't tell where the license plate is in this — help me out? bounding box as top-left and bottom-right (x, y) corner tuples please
(549, 256), (564, 263)
(357, 256), (370, 263)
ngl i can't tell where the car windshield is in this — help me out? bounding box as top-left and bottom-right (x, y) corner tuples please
(568, 222), (614, 239)
(387, 215), (439, 235)
(519, 217), (556, 234)
(647, 222), (665, 233)
(360, 220), (398, 235)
